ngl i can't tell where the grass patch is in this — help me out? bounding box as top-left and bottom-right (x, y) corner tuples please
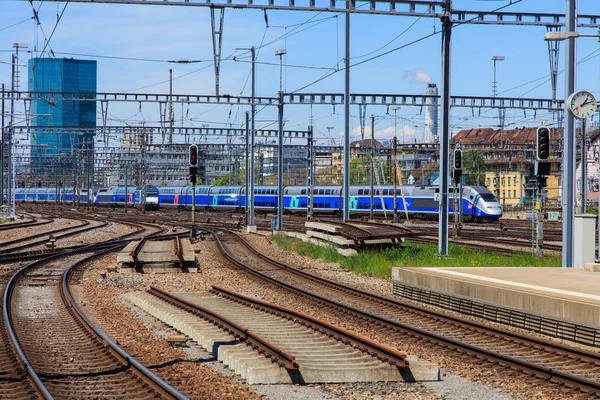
(271, 234), (344, 263)
(271, 235), (562, 279)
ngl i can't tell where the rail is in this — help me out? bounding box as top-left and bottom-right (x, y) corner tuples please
(149, 287), (298, 369)
(211, 285), (408, 367)
(62, 248), (189, 400)
(210, 227), (600, 396)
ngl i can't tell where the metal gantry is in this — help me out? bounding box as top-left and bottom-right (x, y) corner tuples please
(35, 0), (600, 27)
(11, 91), (564, 111)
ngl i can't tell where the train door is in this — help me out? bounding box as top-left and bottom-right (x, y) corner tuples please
(350, 196), (358, 210)
(212, 195), (218, 207)
(290, 196), (299, 209)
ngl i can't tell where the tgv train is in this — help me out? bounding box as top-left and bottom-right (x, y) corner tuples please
(152, 184), (502, 221)
(14, 187), (94, 204)
(94, 186), (159, 210)
(14, 185), (160, 210)
(14, 184), (502, 221)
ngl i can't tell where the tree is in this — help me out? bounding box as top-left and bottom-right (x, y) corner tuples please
(350, 157), (369, 185)
(212, 172), (243, 186)
(462, 150), (486, 186)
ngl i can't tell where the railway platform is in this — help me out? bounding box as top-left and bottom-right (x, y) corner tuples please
(392, 267), (600, 328)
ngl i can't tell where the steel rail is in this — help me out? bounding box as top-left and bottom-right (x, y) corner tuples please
(0, 218), (52, 231)
(148, 287), (298, 369)
(62, 249), (189, 400)
(211, 285), (408, 367)
(211, 228), (600, 396)
(0, 220), (91, 249)
(3, 252), (75, 400)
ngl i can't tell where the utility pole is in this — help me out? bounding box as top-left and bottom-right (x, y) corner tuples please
(307, 125), (314, 222)
(124, 164), (128, 212)
(393, 136), (398, 223)
(277, 91), (284, 230)
(438, 1), (452, 256)
(1, 84), (4, 211)
(563, 0), (576, 268)
(169, 69), (174, 145)
(245, 111), (250, 226)
(236, 46), (258, 228)
(370, 114), (375, 220)
(343, 6), (351, 221)
(581, 118), (587, 213)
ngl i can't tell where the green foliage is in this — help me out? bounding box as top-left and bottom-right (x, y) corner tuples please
(462, 150), (486, 186)
(272, 236), (562, 279)
(212, 172), (243, 186)
(271, 235), (344, 263)
(587, 206), (598, 216)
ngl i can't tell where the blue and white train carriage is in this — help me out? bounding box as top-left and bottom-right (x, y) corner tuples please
(155, 184), (502, 221)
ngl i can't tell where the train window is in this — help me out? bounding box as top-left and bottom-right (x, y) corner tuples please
(358, 189), (363, 195)
(301, 189), (307, 195)
(383, 189), (389, 195)
(301, 202), (306, 207)
(325, 189), (331, 195)
(364, 189), (370, 195)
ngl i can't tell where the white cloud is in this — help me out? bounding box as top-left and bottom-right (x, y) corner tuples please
(403, 68), (431, 84)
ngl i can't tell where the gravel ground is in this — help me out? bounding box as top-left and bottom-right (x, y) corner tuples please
(0, 217), (78, 243)
(74, 239), (442, 400)
(70, 229), (587, 400)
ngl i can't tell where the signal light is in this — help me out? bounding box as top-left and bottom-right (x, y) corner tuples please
(537, 127), (550, 160)
(453, 149), (462, 171)
(189, 144), (198, 166)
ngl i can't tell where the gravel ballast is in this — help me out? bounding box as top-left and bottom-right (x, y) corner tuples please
(71, 231), (573, 399)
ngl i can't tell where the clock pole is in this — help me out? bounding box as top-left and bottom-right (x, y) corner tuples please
(562, 0), (576, 268)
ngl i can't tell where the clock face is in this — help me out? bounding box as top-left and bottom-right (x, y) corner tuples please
(567, 90), (598, 119)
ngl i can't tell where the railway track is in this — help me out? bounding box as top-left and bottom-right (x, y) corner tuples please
(3, 243), (188, 399)
(0, 219), (106, 254)
(211, 227), (600, 397)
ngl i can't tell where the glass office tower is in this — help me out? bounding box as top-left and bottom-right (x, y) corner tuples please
(28, 58), (96, 177)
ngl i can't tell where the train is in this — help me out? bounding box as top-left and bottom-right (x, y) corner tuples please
(14, 185), (160, 210)
(15, 184), (502, 221)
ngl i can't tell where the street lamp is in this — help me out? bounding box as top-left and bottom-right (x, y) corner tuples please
(275, 49), (287, 93)
(544, 31), (600, 41)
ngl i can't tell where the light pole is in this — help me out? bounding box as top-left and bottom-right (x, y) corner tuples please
(491, 56), (505, 147)
(275, 49), (287, 93)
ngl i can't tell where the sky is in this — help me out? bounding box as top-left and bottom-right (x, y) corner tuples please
(1, 0), (600, 150)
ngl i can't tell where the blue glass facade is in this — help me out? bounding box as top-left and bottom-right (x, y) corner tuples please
(28, 58), (96, 174)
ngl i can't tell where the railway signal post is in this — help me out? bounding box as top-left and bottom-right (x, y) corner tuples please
(453, 147), (463, 235)
(189, 144), (198, 239)
(535, 124), (551, 257)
